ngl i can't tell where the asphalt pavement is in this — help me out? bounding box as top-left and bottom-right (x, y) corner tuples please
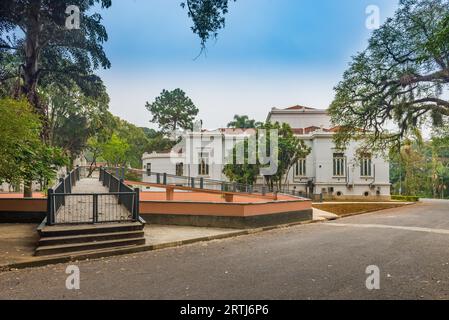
(0, 199), (448, 300)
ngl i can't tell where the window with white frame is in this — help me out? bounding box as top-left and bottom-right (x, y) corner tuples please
(360, 156), (372, 177)
(294, 158), (306, 177)
(146, 163), (151, 176)
(198, 152), (209, 176)
(333, 153), (345, 177)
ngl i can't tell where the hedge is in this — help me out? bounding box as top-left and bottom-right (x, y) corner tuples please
(391, 195), (420, 202)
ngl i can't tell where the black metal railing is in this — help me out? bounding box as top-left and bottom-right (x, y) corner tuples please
(47, 166), (81, 225)
(103, 167), (321, 201)
(114, 167), (272, 196)
(48, 192), (137, 224)
(46, 166), (140, 226)
(99, 167), (139, 220)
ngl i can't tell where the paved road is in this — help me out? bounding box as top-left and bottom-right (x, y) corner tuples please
(0, 199), (448, 300)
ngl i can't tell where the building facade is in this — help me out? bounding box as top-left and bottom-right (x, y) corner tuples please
(142, 106), (391, 200)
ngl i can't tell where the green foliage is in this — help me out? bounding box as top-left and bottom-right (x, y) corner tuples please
(391, 195), (420, 202)
(390, 133), (449, 198)
(146, 89), (199, 133)
(222, 139), (261, 185)
(181, 0), (236, 49)
(142, 128), (177, 153)
(46, 83), (110, 154)
(0, 0), (112, 120)
(262, 122), (311, 190)
(227, 115), (262, 129)
(223, 122), (311, 190)
(114, 118), (150, 168)
(100, 134), (130, 167)
(329, 0), (449, 151)
(0, 99), (67, 193)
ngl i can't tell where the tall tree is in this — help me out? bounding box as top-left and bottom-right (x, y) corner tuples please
(146, 89), (199, 133)
(0, 0), (112, 137)
(227, 115), (261, 129)
(329, 0), (449, 151)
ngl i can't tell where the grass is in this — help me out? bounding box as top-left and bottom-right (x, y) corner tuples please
(312, 202), (412, 217)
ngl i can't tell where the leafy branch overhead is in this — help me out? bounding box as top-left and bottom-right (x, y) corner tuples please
(181, 0), (236, 49)
(329, 0), (449, 151)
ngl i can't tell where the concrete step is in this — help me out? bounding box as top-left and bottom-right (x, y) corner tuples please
(31, 244), (151, 262)
(35, 237), (146, 256)
(38, 222), (144, 237)
(38, 230), (145, 246)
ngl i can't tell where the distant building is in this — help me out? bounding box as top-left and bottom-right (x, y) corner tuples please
(142, 106), (391, 200)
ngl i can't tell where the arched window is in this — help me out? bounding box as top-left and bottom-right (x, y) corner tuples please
(176, 162), (184, 176)
(198, 153), (209, 176)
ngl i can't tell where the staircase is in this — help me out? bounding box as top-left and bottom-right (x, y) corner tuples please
(35, 220), (146, 257)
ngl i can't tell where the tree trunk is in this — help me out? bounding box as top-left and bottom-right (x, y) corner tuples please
(23, 181), (33, 198)
(21, 0), (49, 140)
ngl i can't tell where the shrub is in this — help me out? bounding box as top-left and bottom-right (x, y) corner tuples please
(391, 195), (420, 202)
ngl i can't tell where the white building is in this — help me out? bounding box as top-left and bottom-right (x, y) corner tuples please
(142, 106), (391, 200)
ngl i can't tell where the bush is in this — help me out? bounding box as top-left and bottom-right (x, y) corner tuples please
(391, 195), (420, 202)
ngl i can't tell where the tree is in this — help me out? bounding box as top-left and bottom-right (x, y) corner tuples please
(0, 98), (66, 196)
(0, 0), (112, 136)
(114, 118), (150, 168)
(142, 128), (177, 153)
(223, 122), (311, 190)
(227, 115), (261, 129)
(181, 0), (236, 50)
(146, 89), (199, 133)
(100, 134), (130, 168)
(86, 114), (151, 171)
(389, 129), (449, 198)
(1, 1), (235, 136)
(45, 84), (109, 162)
(329, 0), (449, 151)
(262, 122), (311, 191)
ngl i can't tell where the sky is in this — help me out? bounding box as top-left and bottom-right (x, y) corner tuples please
(96, 0), (400, 130)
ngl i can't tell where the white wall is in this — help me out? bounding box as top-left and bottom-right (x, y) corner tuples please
(269, 112), (331, 129)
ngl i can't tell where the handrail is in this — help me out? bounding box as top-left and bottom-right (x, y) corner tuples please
(99, 167), (139, 222)
(105, 166), (269, 196)
(47, 166), (81, 225)
(46, 166), (140, 226)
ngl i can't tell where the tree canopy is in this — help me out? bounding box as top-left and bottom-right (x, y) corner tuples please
(0, 98), (65, 195)
(329, 0), (449, 151)
(223, 122), (311, 190)
(0, 0), (112, 124)
(227, 115), (262, 129)
(146, 88), (199, 133)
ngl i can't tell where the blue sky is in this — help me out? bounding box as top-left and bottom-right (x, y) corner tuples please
(97, 0), (399, 129)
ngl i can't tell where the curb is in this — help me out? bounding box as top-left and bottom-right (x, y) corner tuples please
(332, 201), (417, 219)
(0, 218), (328, 272)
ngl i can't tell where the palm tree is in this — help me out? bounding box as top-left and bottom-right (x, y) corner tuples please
(227, 115), (261, 129)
